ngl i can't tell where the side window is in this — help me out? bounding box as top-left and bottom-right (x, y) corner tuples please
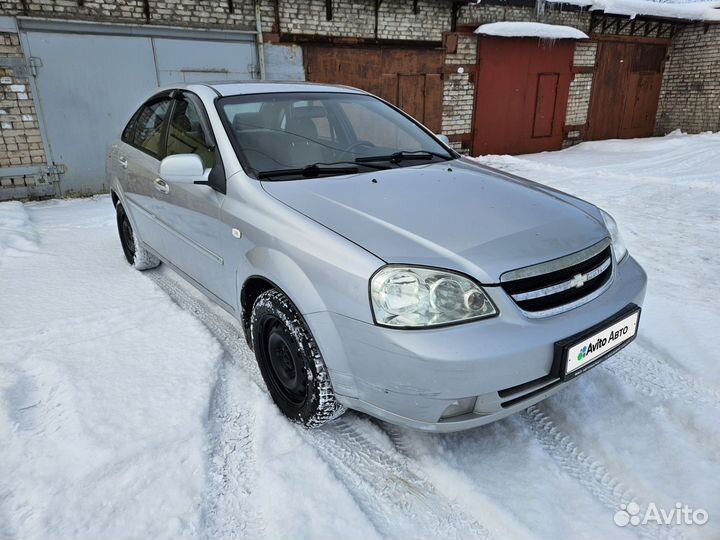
(166, 98), (216, 169)
(121, 110), (138, 144)
(131, 99), (171, 157)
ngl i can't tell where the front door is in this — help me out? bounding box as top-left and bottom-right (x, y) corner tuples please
(154, 93), (233, 308)
(473, 37), (575, 155)
(587, 41), (666, 140)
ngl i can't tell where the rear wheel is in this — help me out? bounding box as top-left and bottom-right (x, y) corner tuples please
(251, 289), (345, 427)
(115, 202), (160, 270)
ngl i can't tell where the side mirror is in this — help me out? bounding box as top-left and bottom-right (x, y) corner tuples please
(436, 134), (450, 146)
(159, 154), (204, 184)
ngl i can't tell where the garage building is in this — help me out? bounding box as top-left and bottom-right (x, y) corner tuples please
(0, 0), (718, 199)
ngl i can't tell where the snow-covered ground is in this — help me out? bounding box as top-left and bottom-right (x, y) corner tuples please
(1, 131), (719, 540)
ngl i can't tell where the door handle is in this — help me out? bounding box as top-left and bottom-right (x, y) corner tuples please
(154, 178), (170, 194)
(118, 156), (128, 169)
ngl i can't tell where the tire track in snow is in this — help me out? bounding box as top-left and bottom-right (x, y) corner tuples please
(602, 339), (720, 410)
(522, 405), (684, 540)
(199, 361), (264, 539)
(149, 269), (492, 540)
(148, 272), (264, 540)
(303, 420), (492, 539)
(378, 422), (541, 540)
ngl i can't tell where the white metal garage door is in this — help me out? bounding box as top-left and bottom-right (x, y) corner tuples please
(19, 20), (257, 195)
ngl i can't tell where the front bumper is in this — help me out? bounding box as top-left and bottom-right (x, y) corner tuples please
(306, 255), (647, 432)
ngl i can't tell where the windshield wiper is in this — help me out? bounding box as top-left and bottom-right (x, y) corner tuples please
(258, 163), (359, 180)
(355, 150), (452, 164)
(257, 160), (391, 180)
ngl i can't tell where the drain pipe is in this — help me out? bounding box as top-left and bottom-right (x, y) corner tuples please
(254, 0), (266, 80)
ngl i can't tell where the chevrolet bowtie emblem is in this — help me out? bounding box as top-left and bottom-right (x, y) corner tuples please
(570, 273), (587, 289)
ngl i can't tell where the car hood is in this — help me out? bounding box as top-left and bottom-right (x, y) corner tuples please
(261, 159), (609, 283)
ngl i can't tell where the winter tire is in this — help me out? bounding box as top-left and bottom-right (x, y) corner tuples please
(251, 289), (345, 427)
(115, 202), (161, 271)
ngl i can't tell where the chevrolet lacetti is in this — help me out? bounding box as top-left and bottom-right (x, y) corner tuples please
(107, 82), (647, 432)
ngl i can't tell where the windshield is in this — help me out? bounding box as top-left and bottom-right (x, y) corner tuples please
(218, 92), (455, 179)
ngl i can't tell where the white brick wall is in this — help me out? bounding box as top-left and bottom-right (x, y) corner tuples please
(0, 32), (46, 170)
(565, 72), (593, 125)
(656, 23), (720, 134)
(458, 3), (591, 32)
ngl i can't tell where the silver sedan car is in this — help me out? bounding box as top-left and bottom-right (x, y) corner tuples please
(107, 82), (647, 432)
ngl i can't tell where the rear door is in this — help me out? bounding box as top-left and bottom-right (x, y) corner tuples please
(120, 94), (174, 255)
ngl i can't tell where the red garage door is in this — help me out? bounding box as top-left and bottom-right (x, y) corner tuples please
(473, 37), (575, 155)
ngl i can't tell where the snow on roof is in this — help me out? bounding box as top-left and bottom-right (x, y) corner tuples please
(545, 0), (720, 22)
(474, 21), (590, 39)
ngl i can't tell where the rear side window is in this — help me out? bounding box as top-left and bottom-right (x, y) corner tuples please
(129, 99), (171, 157)
(121, 112), (138, 144)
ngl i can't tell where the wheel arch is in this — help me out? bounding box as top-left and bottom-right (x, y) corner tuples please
(240, 275), (276, 346)
(239, 263), (326, 349)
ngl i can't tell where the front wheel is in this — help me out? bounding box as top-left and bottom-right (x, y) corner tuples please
(251, 289), (345, 427)
(115, 202), (160, 271)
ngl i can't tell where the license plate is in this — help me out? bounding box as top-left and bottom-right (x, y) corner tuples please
(557, 305), (641, 381)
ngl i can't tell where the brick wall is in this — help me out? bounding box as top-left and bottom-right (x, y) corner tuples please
(458, 3), (590, 33)
(277, 0), (451, 41)
(1, 0), (452, 38)
(564, 41), (597, 146)
(0, 32), (47, 190)
(1, 0), (259, 30)
(656, 23), (720, 134)
(441, 34), (476, 153)
(377, 0), (451, 42)
(565, 73), (593, 124)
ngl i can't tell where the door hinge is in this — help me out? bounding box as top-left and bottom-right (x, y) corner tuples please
(44, 164), (66, 175)
(29, 57), (42, 77)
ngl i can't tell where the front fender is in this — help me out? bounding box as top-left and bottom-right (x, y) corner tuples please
(239, 247), (367, 398)
(242, 246), (328, 315)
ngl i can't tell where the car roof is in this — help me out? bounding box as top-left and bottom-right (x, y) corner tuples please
(183, 80), (368, 97)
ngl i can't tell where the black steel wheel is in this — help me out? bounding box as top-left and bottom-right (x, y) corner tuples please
(114, 201), (161, 270)
(251, 289), (344, 427)
(116, 202), (136, 265)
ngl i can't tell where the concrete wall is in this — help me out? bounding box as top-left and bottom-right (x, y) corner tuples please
(656, 23), (720, 134)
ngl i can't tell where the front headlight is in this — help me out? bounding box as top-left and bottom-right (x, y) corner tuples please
(370, 266), (497, 328)
(600, 209), (628, 262)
